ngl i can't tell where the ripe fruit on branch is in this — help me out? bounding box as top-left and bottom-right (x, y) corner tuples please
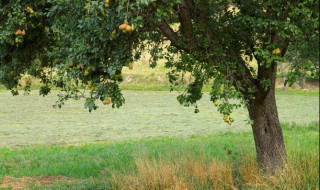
(111, 30), (117, 39)
(86, 65), (94, 72)
(77, 64), (84, 70)
(223, 115), (230, 122)
(223, 115), (233, 125)
(69, 61), (74, 67)
(15, 30), (22, 35)
(104, 0), (110, 7)
(26, 6), (35, 14)
(84, 70), (90, 76)
(125, 25), (132, 32)
(272, 48), (281, 55)
(131, 25), (135, 32)
(103, 98), (111, 105)
(15, 29), (26, 36)
(119, 23), (127, 30)
(119, 23), (135, 33)
(88, 82), (96, 90)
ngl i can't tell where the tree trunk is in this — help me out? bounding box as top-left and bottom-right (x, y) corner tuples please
(248, 83), (287, 174)
(299, 73), (306, 89)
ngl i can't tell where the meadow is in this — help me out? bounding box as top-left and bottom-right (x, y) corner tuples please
(0, 123), (318, 189)
(0, 60), (319, 189)
(0, 90), (318, 147)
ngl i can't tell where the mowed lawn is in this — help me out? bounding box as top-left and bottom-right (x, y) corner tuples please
(0, 90), (318, 146)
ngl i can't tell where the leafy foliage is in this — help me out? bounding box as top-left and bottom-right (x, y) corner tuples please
(0, 0), (318, 116)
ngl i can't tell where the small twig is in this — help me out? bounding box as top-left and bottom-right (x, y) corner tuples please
(125, 0), (130, 23)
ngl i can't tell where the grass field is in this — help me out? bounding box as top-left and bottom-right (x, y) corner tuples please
(0, 123), (318, 189)
(0, 90), (318, 147)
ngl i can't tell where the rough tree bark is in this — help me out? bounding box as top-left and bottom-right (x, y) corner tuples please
(248, 64), (287, 173)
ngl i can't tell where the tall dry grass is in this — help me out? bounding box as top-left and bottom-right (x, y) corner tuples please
(108, 152), (319, 190)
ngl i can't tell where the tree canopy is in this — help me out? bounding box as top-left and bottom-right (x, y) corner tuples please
(1, 0), (317, 112)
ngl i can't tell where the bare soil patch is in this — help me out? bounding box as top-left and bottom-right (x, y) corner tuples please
(0, 176), (77, 190)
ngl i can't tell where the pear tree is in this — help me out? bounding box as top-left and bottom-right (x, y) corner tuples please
(0, 0), (318, 173)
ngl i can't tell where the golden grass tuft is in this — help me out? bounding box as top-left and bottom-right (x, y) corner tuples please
(110, 156), (237, 190)
(208, 159), (234, 189)
(111, 158), (180, 190)
(108, 152), (318, 190)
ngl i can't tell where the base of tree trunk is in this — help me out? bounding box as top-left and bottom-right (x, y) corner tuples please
(248, 88), (286, 174)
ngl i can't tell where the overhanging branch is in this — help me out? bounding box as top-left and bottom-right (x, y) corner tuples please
(174, 0), (196, 45)
(232, 56), (259, 98)
(156, 21), (189, 52)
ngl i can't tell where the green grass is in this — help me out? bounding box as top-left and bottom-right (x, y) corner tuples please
(0, 122), (317, 178)
(0, 90), (318, 146)
(0, 122), (318, 189)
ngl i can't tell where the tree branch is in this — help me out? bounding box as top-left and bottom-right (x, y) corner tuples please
(233, 56), (258, 98)
(174, 0), (196, 45)
(194, 1), (214, 42)
(156, 21), (189, 53)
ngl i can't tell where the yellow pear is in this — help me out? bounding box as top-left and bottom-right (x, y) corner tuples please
(272, 48), (281, 55)
(104, 0), (109, 7)
(131, 25), (135, 32)
(84, 70), (90, 76)
(27, 7), (35, 14)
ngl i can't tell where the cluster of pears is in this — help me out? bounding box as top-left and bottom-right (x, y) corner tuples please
(118, 23), (135, 33)
(14, 29), (26, 44)
(69, 61), (92, 76)
(111, 23), (135, 40)
(15, 29), (26, 36)
(26, 6), (34, 14)
(104, 0), (110, 7)
(223, 115), (234, 125)
(87, 82), (96, 91)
